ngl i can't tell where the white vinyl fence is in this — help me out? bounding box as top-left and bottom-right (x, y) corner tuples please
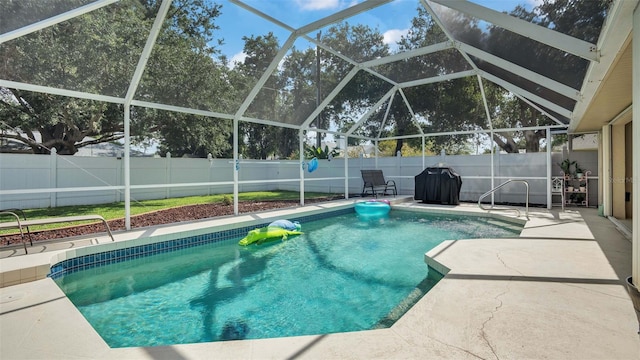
(0, 150), (598, 210)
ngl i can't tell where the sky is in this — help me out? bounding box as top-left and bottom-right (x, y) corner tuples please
(216, 0), (542, 66)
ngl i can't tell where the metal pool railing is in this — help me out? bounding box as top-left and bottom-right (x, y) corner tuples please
(478, 179), (529, 219)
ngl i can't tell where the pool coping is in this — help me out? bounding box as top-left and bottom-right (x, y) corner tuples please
(0, 198), (362, 287)
(2, 200), (638, 359)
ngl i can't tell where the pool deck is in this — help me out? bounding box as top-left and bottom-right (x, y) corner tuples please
(1, 198), (639, 359)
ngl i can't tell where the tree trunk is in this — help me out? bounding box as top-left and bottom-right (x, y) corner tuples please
(524, 129), (542, 153)
(492, 133), (519, 153)
(394, 139), (404, 156)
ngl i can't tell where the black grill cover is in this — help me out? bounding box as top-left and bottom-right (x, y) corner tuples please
(414, 167), (462, 205)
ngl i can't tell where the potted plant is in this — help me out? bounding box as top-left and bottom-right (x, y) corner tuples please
(558, 159), (576, 178)
(575, 165), (584, 180)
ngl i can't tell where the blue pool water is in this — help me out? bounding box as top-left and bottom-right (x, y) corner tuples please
(54, 210), (522, 348)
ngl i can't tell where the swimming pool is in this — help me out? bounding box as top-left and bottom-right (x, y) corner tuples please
(52, 209), (522, 348)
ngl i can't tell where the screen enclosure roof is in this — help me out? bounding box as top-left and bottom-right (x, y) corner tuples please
(0, 0), (635, 140)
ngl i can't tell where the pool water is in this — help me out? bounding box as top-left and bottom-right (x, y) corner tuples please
(54, 210), (522, 348)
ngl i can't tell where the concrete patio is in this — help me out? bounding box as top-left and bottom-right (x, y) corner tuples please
(1, 201), (639, 359)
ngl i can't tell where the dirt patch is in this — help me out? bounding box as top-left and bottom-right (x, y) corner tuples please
(1, 198), (339, 247)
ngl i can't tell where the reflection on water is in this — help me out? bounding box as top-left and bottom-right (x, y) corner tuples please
(56, 211), (521, 347)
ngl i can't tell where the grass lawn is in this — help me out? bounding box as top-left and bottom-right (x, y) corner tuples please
(0, 191), (336, 234)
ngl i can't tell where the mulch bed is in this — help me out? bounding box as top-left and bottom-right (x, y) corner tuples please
(1, 198), (339, 247)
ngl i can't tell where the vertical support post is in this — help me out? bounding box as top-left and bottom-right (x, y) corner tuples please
(120, 0), (173, 230)
(115, 152), (122, 203)
(374, 139), (379, 169)
(165, 152), (171, 199)
(233, 118), (239, 215)
(631, 3), (639, 288)
(546, 127), (552, 209)
(396, 149), (401, 194)
(344, 135), (349, 199)
(207, 153), (213, 196)
(422, 136), (425, 170)
(123, 104), (131, 230)
(315, 31), (322, 149)
(299, 129), (305, 206)
(601, 124), (612, 216)
(490, 130), (495, 206)
(49, 148), (57, 207)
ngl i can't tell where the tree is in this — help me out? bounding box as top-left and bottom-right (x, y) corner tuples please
(319, 23), (391, 140)
(478, 0), (610, 153)
(385, 7), (483, 155)
(0, 0), (227, 156)
(235, 33), (282, 159)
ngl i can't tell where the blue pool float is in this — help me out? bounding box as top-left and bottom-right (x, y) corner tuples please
(308, 157), (318, 173)
(354, 200), (391, 218)
(269, 219), (301, 231)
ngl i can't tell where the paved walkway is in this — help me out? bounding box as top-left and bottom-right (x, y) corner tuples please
(1, 201), (639, 359)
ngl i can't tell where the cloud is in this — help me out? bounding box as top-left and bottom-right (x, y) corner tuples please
(295, 0), (340, 11)
(229, 52), (247, 69)
(526, 0), (543, 7)
(383, 28), (409, 47)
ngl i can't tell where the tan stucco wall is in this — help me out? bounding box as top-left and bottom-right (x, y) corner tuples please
(610, 113), (633, 219)
(612, 121), (628, 218)
(626, 121), (633, 217)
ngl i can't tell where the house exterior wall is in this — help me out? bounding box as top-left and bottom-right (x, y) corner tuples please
(612, 121), (629, 219)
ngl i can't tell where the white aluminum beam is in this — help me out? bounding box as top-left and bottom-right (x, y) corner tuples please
(0, 79), (125, 104)
(234, 34), (297, 119)
(379, 123), (567, 140)
(295, 0), (393, 36)
(301, 66), (360, 128)
(382, 133), (428, 141)
(300, 31), (403, 88)
(299, 129), (305, 206)
(299, 34), (398, 88)
(480, 72), (573, 119)
(399, 70), (476, 89)
(230, 0), (296, 33)
(398, 88), (425, 135)
(360, 41), (453, 68)
(124, 0), (172, 104)
(362, 68), (397, 86)
(0, 0), (119, 44)
(431, 0), (598, 62)
(346, 87), (396, 135)
(122, 0), (173, 230)
(477, 75), (494, 131)
(459, 42), (581, 100)
(420, 1), (484, 74)
(238, 116), (301, 130)
(546, 127), (552, 209)
(513, 94), (567, 126)
(130, 100), (235, 120)
(377, 90), (396, 139)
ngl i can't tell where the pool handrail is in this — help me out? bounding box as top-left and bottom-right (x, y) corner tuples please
(478, 179), (529, 219)
(0, 212), (115, 254)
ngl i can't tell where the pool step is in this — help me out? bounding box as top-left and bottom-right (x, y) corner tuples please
(373, 272), (443, 329)
(485, 219), (523, 234)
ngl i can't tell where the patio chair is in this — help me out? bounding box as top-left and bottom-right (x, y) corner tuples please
(551, 176), (564, 211)
(361, 170), (397, 197)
